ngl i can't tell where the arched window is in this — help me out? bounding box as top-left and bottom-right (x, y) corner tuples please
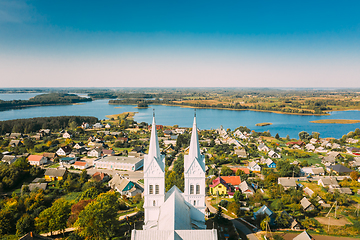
(155, 185), (159, 194)
(193, 200), (196, 206)
(153, 200), (156, 206)
(196, 185), (200, 194)
(149, 185), (153, 194)
(190, 185), (194, 194)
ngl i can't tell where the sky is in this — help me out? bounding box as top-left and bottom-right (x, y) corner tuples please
(0, 0), (360, 88)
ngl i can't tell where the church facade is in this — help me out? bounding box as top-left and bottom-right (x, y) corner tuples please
(131, 115), (217, 240)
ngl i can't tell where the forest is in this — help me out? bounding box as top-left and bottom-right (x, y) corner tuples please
(0, 93), (92, 111)
(0, 116), (99, 134)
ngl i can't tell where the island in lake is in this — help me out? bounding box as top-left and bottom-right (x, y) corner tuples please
(255, 122), (273, 126)
(310, 119), (360, 124)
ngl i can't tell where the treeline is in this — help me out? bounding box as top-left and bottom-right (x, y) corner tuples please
(0, 116), (98, 134)
(0, 93), (92, 110)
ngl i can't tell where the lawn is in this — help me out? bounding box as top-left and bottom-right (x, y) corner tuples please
(63, 192), (82, 201)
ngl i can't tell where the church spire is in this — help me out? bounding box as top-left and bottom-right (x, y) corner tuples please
(189, 110), (200, 161)
(148, 110), (161, 161)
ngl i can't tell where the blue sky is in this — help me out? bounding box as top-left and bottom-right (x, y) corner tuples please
(0, 0), (359, 88)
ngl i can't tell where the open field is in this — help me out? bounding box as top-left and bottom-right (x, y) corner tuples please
(106, 111), (136, 120)
(310, 119), (360, 124)
(315, 217), (352, 226)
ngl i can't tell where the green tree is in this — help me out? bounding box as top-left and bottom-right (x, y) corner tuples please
(275, 133), (280, 139)
(350, 171), (360, 181)
(0, 210), (14, 235)
(16, 214), (34, 236)
(35, 199), (71, 235)
(298, 131), (311, 141)
(233, 191), (245, 203)
(75, 192), (120, 239)
(220, 166), (233, 176)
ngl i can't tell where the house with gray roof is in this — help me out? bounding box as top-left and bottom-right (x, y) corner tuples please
(293, 231), (314, 240)
(300, 197), (315, 211)
(278, 178), (297, 190)
(1, 155), (17, 164)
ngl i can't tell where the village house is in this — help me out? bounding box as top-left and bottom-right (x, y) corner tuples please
(346, 138), (359, 144)
(235, 148), (247, 158)
(9, 140), (22, 147)
(56, 146), (72, 156)
(28, 155), (48, 166)
(310, 138), (318, 145)
(220, 176), (241, 188)
(327, 152), (343, 160)
(62, 131), (72, 139)
(108, 174), (142, 197)
(9, 133), (22, 139)
(239, 181), (255, 197)
(258, 143), (270, 152)
(315, 146), (327, 153)
(278, 178), (297, 190)
(87, 148), (102, 158)
(248, 161), (261, 172)
(300, 197), (315, 211)
(93, 123), (104, 129)
(60, 157), (76, 164)
(92, 172), (110, 182)
(230, 167), (250, 175)
(347, 147), (360, 154)
(73, 142), (86, 149)
(266, 158), (276, 168)
(1, 155), (17, 164)
(73, 161), (89, 170)
(105, 123), (111, 129)
(102, 149), (115, 156)
(301, 167), (325, 176)
(43, 152), (56, 161)
(209, 177), (230, 195)
(254, 205), (275, 225)
(268, 150), (281, 158)
(293, 231), (314, 240)
(44, 168), (67, 181)
(23, 182), (48, 192)
(327, 164), (352, 174)
(305, 144), (315, 152)
(318, 177), (340, 188)
(81, 122), (90, 129)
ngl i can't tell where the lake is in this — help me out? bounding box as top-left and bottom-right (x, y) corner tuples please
(0, 93), (359, 139)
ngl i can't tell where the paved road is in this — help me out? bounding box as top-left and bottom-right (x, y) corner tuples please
(232, 219), (258, 240)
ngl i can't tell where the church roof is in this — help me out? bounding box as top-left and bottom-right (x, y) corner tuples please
(184, 116), (205, 173)
(159, 186), (192, 230)
(131, 229), (218, 240)
(145, 116), (165, 173)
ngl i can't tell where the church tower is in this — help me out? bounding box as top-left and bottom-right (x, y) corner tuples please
(143, 113), (165, 229)
(184, 112), (206, 213)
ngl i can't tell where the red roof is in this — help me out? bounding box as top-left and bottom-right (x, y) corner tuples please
(286, 141), (305, 146)
(92, 172), (109, 181)
(230, 167), (250, 174)
(220, 176), (241, 186)
(28, 155), (43, 161)
(74, 161), (87, 166)
(209, 177), (230, 190)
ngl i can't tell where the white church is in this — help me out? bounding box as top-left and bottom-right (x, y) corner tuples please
(131, 114), (218, 240)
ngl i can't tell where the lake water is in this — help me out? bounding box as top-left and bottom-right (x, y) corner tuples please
(0, 93), (359, 139)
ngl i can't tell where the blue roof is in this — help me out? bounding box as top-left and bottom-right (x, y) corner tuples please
(60, 157), (75, 161)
